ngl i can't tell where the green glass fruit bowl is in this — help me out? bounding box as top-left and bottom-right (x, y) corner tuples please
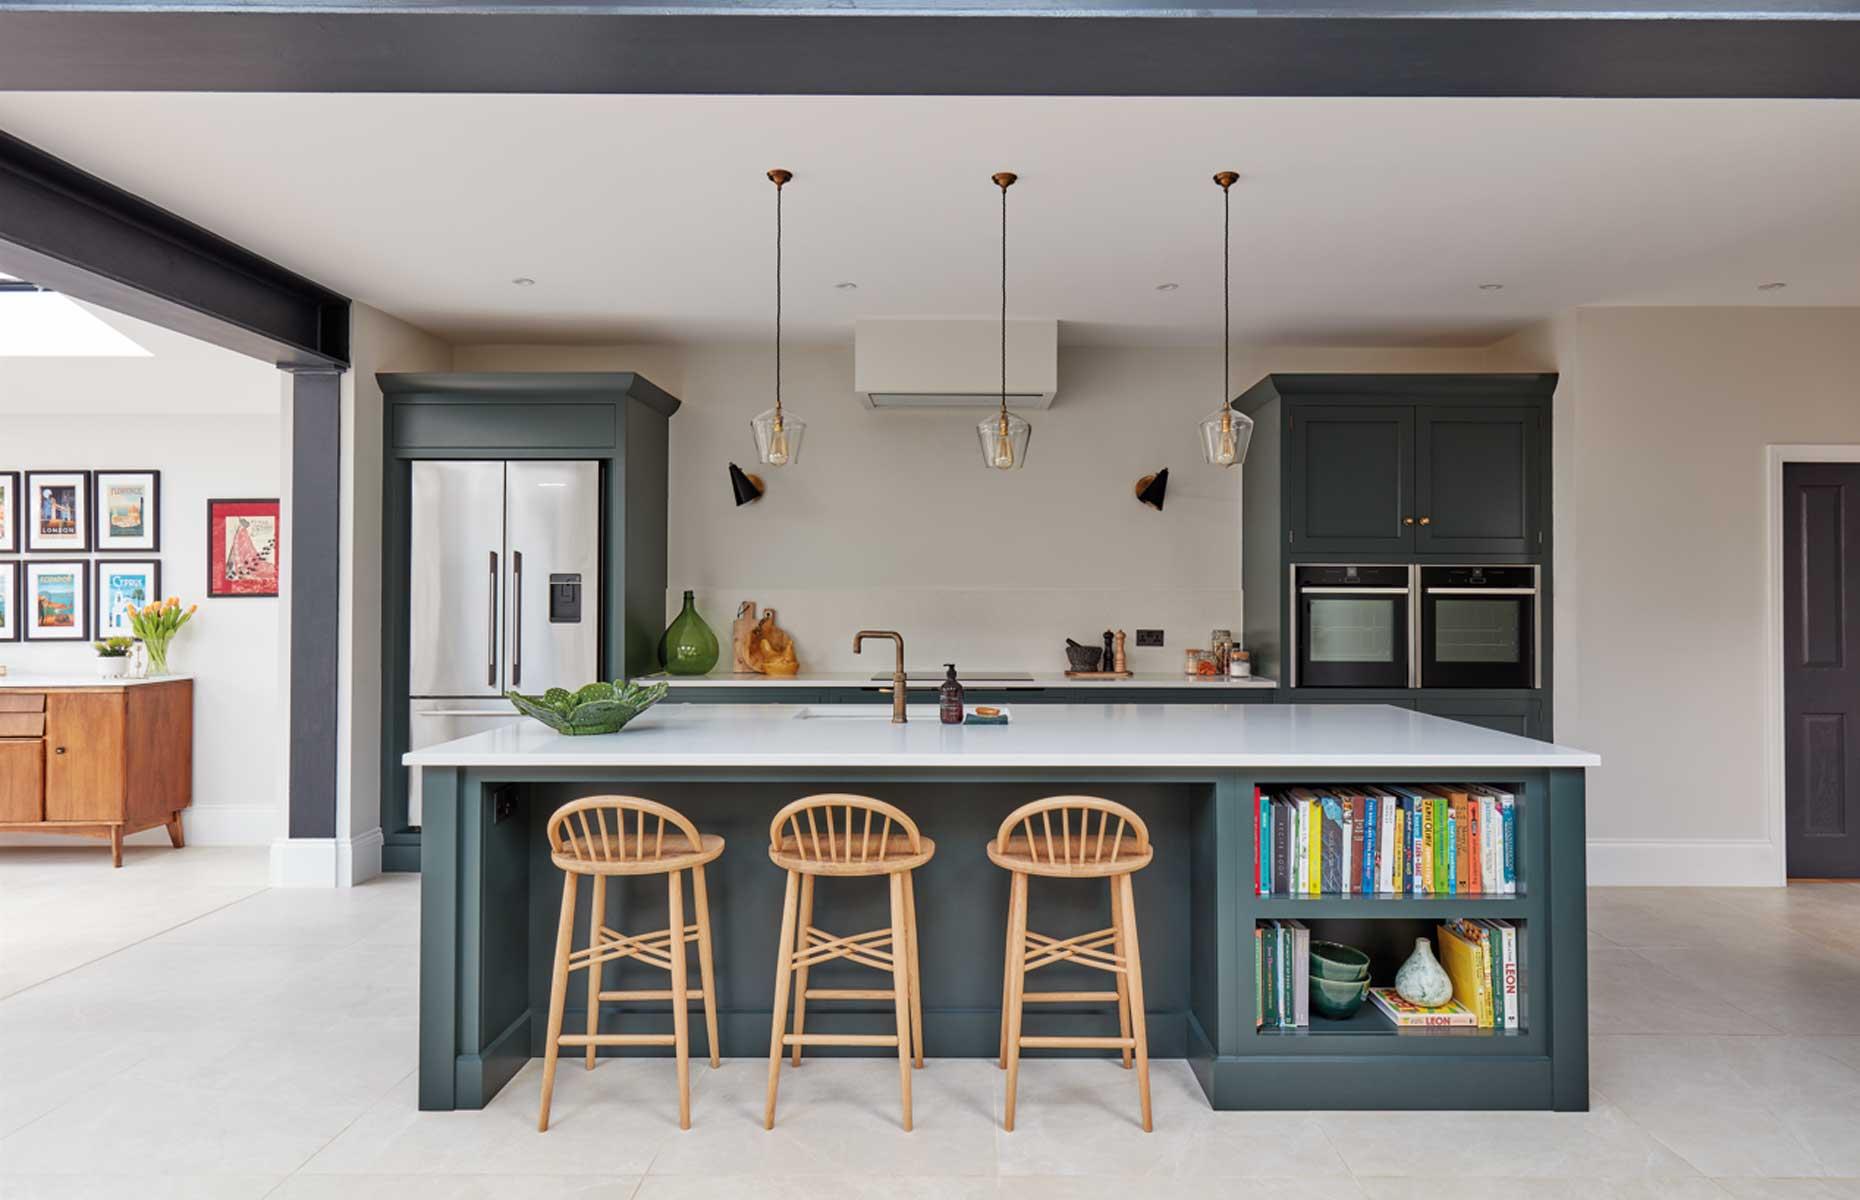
(506, 680), (669, 736)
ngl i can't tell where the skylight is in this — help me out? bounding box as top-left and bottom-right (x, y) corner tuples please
(0, 277), (151, 357)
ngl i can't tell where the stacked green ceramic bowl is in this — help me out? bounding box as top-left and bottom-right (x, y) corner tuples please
(1309, 941), (1371, 1019)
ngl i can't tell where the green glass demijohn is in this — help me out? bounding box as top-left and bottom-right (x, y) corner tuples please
(658, 590), (720, 676)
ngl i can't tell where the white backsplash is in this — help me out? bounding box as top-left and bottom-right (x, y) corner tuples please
(664, 586), (1244, 676)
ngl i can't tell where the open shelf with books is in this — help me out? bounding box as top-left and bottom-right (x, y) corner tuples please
(1188, 768), (1584, 1112)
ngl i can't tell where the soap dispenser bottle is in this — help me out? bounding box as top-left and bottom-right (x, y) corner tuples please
(939, 663), (965, 725)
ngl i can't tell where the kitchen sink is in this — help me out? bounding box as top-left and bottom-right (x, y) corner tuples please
(791, 705), (943, 720)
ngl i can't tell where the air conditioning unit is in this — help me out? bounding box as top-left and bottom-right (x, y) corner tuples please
(854, 318), (1058, 409)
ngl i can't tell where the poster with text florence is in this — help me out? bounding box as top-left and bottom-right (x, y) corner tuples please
(207, 497), (280, 598)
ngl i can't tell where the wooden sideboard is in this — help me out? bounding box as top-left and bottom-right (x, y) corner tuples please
(0, 678), (193, 867)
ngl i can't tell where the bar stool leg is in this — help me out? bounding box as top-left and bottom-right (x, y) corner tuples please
(692, 863), (722, 1068)
(789, 874), (815, 1067)
(998, 881), (1016, 1070)
(538, 871), (580, 1132)
(886, 871), (915, 1132)
(584, 874), (606, 1070)
(764, 868), (801, 1130)
(1001, 869), (1029, 1132)
(1109, 877), (1133, 1069)
(903, 869), (925, 1068)
(1115, 873), (1153, 1133)
(668, 867), (692, 1130)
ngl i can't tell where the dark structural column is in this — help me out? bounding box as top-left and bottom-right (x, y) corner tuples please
(288, 368), (343, 840)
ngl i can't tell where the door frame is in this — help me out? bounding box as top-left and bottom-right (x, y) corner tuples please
(1764, 444), (1860, 884)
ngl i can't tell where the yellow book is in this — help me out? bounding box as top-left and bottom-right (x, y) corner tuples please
(1434, 924), (1494, 1028)
(1306, 799), (1322, 895)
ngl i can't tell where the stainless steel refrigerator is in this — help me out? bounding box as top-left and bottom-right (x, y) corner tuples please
(406, 460), (600, 822)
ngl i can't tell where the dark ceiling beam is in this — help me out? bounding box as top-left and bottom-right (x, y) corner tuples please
(0, 130), (350, 368)
(0, 4), (1859, 97)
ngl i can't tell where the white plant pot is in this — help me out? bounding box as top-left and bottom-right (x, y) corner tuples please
(96, 657), (127, 679)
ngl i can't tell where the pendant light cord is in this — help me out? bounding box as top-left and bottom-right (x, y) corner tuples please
(775, 175), (783, 420)
(1222, 177), (1231, 407)
(1000, 175), (1008, 421)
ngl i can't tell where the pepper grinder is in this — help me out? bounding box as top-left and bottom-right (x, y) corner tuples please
(1114, 630), (1128, 674)
(1102, 630), (1115, 673)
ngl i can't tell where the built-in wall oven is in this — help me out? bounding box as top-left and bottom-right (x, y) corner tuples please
(1292, 564), (1414, 688)
(1418, 565), (1540, 689)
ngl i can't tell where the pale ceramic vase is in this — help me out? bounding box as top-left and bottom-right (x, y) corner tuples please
(1395, 937), (1454, 1007)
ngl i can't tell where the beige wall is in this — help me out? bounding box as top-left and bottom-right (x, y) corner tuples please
(332, 304), (450, 880)
(455, 339), (1525, 673)
(1497, 307), (1860, 884)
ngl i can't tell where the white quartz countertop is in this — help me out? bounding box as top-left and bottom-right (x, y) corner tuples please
(404, 701), (1599, 770)
(0, 674), (192, 689)
(636, 671), (1278, 690)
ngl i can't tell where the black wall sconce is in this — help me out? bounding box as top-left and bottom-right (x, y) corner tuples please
(1134, 468), (1169, 511)
(729, 462), (765, 506)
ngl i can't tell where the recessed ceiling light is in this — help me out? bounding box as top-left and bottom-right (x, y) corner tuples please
(1758, 281), (1787, 291)
(834, 281), (859, 291)
(1155, 282), (1179, 292)
(1478, 283), (1505, 291)
(512, 277), (536, 287)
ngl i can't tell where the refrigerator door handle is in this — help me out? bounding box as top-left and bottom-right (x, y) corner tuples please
(512, 549), (524, 689)
(487, 550), (499, 688)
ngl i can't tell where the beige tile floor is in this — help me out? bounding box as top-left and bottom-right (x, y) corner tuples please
(1, 845), (1858, 1198)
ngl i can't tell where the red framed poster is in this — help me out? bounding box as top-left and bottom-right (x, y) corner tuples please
(206, 497), (280, 598)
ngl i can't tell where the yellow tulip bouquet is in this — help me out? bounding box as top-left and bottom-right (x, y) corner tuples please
(127, 596), (198, 676)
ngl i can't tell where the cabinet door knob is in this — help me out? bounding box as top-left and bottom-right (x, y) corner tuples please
(1403, 516), (1415, 526)
(1418, 516), (1432, 526)
(53, 747), (65, 755)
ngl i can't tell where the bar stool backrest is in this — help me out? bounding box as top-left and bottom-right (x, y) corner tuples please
(995, 795), (1150, 872)
(769, 793), (923, 867)
(547, 794), (705, 866)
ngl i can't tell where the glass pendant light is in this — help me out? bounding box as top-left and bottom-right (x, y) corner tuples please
(1199, 170), (1255, 469)
(751, 168), (806, 466)
(978, 171), (1031, 470)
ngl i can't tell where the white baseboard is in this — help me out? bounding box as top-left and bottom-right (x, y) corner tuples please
(269, 827), (386, 888)
(181, 804), (280, 846)
(1587, 837), (1782, 887)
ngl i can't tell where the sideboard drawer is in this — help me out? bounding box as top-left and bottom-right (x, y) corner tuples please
(0, 694), (46, 713)
(0, 713), (45, 737)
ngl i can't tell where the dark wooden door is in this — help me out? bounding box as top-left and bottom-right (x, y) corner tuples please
(1288, 404), (1414, 555)
(1413, 405), (1539, 556)
(1784, 462), (1860, 878)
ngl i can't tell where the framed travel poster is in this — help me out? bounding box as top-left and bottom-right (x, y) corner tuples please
(0, 471), (18, 553)
(23, 560), (89, 640)
(93, 469), (160, 552)
(96, 559), (159, 639)
(0, 562), (17, 642)
(25, 470), (90, 552)
(207, 497), (280, 597)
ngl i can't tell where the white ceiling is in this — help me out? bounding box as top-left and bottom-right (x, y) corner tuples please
(1, 94), (1858, 348)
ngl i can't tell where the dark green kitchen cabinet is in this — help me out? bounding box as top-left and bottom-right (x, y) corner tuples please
(1288, 405), (1414, 556)
(1413, 405), (1542, 556)
(1414, 695), (1546, 740)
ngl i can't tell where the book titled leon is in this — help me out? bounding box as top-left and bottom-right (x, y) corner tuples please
(1368, 987), (1478, 1027)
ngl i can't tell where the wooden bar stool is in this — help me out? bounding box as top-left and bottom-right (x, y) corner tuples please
(538, 795), (724, 1133)
(764, 794), (934, 1131)
(990, 796), (1154, 1133)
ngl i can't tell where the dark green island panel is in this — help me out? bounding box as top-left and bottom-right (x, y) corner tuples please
(378, 372), (680, 872)
(409, 704), (1592, 1116)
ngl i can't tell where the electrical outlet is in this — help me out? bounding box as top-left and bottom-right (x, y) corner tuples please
(1136, 629), (1164, 647)
(493, 786), (516, 825)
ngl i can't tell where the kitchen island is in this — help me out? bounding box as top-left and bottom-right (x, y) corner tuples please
(407, 702), (1596, 1114)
